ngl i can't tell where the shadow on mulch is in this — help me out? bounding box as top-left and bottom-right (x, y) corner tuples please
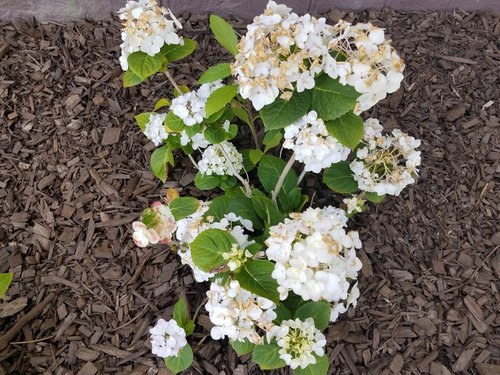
(0, 8), (499, 375)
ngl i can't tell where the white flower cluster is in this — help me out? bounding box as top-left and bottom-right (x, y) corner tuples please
(143, 113), (168, 146)
(265, 206), (362, 303)
(149, 318), (187, 358)
(283, 111), (350, 173)
(330, 282), (360, 322)
(205, 279), (277, 344)
(350, 118), (421, 196)
(222, 243), (253, 271)
(343, 195), (365, 215)
(132, 201), (177, 247)
(118, 0), (183, 70)
(198, 141), (244, 176)
(171, 81), (224, 126)
(267, 318), (326, 369)
(232, 1), (404, 112)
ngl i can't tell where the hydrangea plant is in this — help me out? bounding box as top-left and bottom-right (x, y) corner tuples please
(118, 1), (421, 373)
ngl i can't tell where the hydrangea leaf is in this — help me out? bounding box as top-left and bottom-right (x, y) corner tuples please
(252, 341), (286, 370)
(260, 90), (311, 130)
(127, 51), (164, 80)
(273, 304), (292, 325)
(134, 112), (155, 131)
(204, 195), (231, 221)
(365, 192), (386, 203)
(198, 63), (232, 84)
(228, 197), (264, 231)
(169, 197), (199, 221)
(164, 111), (185, 132)
(294, 301), (331, 330)
(323, 161), (358, 194)
(150, 145), (173, 182)
(209, 15), (239, 57)
(282, 292), (306, 316)
(0, 273), (13, 298)
(205, 85), (238, 117)
(154, 98), (171, 111)
(311, 75), (360, 121)
(190, 229), (238, 272)
(251, 195), (284, 228)
(173, 297), (195, 335)
(204, 123), (238, 144)
(258, 155), (297, 196)
(232, 106), (251, 126)
(233, 259), (280, 303)
(161, 38), (197, 62)
(263, 129), (283, 153)
(204, 107), (226, 124)
(293, 355), (329, 375)
(241, 148), (263, 172)
(195, 172), (221, 190)
(220, 175), (238, 189)
(164, 344), (193, 374)
(230, 339), (255, 356)
(123, 70), (144, 87)
(325, 111), (364, 148)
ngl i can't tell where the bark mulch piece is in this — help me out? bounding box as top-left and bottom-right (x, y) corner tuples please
(0, 8), (499, 375)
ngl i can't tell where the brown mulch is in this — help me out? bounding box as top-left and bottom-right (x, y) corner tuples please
(0, 8), (499, 375)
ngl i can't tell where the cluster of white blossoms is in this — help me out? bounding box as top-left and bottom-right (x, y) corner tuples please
(132, 202), (177, 247)
(205, 279), (277, 344)
(343, 195), (365, 215)
(143, 113), (168, 146)
(171, 81), (224, 126)
(118, 0), (183, 70)
(283, 111), (350, 173)
(149, 318), (187, 358)
(198, 141), (244, 176)
(350, 118), (421, 196)
(232, 1), (404, 112)
(222, 244), (253, 271)
(265, 206), (362, 302)
(267, 318), (326, 369)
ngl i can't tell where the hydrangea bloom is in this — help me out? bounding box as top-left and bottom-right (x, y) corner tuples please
(132, 201), (177, 247)
(267, 318), (326, 369)
(283, 111), (350, 172)
(170, 81), (224, 126)
(265, 206), (362, 302)
(343, 195), (365, 215)
(118, 0), (183, 70)
(149, 318), (187, 358)
(350, 118), (421, 196)
(205, 279), (276, 344)
(198, 141), (244, 176)
(143, 113), (168, 146)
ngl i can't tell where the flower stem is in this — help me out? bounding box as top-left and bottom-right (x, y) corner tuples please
(246, 101), (260, 149)
(298, 168), (307, 185)
(165, 69), (182, 96)
(272, 153), (296, 205)
(193, 297), (208, 323)
(188, 154), (199, 169)
(217, 144), (252, 197)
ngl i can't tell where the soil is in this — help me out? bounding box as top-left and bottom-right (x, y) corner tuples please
(0, 7), (499, 375)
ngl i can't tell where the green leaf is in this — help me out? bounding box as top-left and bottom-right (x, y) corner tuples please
(127, 51), (164, 80)
(169, 197), (199, 221)
(134, 112), (155, 131)
(161, 38), (197, 62)
(184, 123), (203, 137)
(198, 63), (232, 84)
(311, 75), (360, 120)
(194, 172), (221, 190)
(294, 301), (331, 330)
(0, 273), (13, 298)
(205, 85), (238, 117)
(325, 111), (364, 148)
(150, 145), (173, 182)
(245, 242), (262, 255)
(294, 355), (329, 375)
(273, 304), (292, 325)
(190, 229), (238, 272)
(232, 106), (251, 126)
(260, 90), (311, 130)
(263, 129), (283, 153)
(258, 155), (297, 196)
(209, 15), (239, 57)
(204, 107), (226, 123)
(123, 70), (143, 87)
(323, 161), (358, 194)
(204, 123), (238, 144)
(365, 192), (386, 203)
(279, 187), (302, 214)
(204, 195), (231, 221)
(164, 111), (186, 132)
(252, 342), (286, 370)
(230, 339), (255, 356)
(282, 292), (306, 316)
(220, 175), (237, 189)
(228, 197), (264, 231)
(241, 148), (263, 172)
(164, 344), (193, 374)
(252, 195), (284, 228)
(173, 297), (195, 335)
(234, 259), (280, 303)
(154, 98), (171, 111)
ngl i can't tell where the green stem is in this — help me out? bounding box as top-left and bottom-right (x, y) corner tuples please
(217, 144), (252, 197)
(246, 101), (260, 150)
(165, 69), (182, 96)
(272, 153), (296, 205)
